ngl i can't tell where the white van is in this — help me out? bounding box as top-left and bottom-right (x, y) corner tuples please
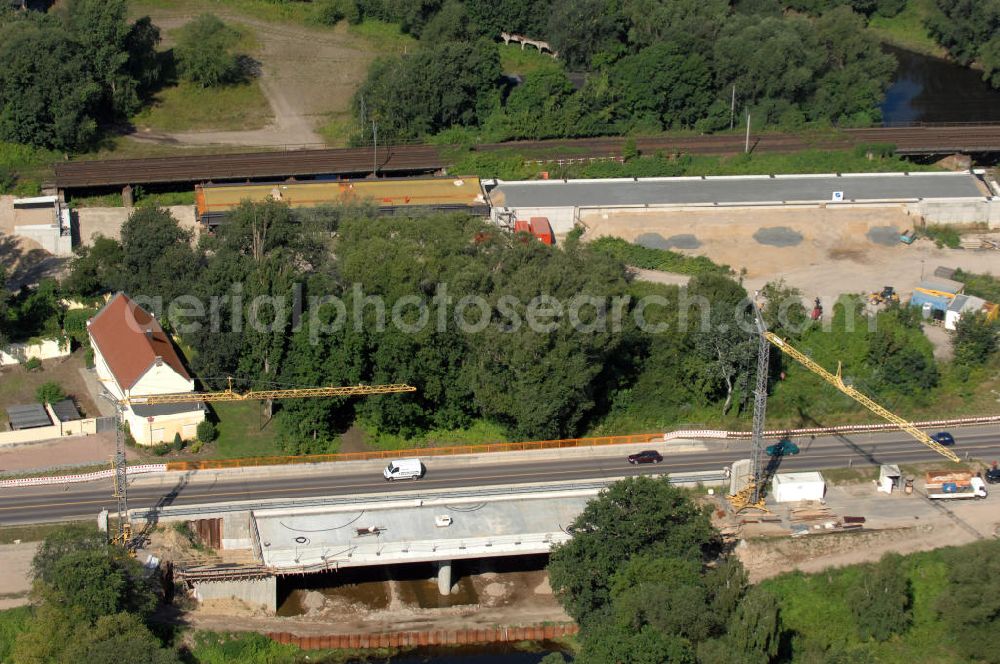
(383, 458), (423, 481)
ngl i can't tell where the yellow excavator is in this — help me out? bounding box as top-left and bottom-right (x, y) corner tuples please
(869, 286), (900, 305)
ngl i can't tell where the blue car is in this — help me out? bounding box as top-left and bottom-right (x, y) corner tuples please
(766, 438), (800, 457)
(932, 432), (955, 446)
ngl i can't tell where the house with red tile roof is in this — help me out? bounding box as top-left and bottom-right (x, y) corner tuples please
(87, 293), (204, 445)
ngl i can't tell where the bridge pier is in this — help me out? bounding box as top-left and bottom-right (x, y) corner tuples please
(437, 560), (452, 596)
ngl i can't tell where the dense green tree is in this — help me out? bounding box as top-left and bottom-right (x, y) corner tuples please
(686, 274), (757, 415)
(420, 0), (471, 42)
(548, 477), (720, 625)
(608, 43), (714, 131)
(48, 549), (157, 623)
(760, 279), (808, 338)
(485, 68), (577, 139)
(952, 311), (999, 366)
(175, 14), (245, 87)
(545, 0), (626, 69)
(462, 238), (631, 439)
(118, 207), (201, 307)
(610, 556), (722, 643)
(927, 0), (1000, 68)
(809, 7), (895, 124)
(75, 612), (182, 664)
(355, 39), (501, 138)
(3, 278), (63, 343)
(67, 0), (160, 119)
(576, 624), (695, 664)
(465, 0), (550, 37)
(866, 308), (938, 394)
(30, 523), (107, 585)
(621, 0), (729, 52)
(0, 19), (101, 149)
(936, 541), (1000, 662)
(849, 553), (912, 642)
(982, 34), (1000, 88)
(725, 586), (782, 663)
(63, 235), (124, 296)
(713, 14), (822, 123)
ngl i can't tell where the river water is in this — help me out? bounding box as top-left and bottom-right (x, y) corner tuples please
(880, 45), (1000, 124)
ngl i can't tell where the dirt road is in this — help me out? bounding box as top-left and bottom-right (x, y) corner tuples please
(131, 12), (378, 147)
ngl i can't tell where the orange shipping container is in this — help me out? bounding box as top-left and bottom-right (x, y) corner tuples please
(529, 217), (554, 245)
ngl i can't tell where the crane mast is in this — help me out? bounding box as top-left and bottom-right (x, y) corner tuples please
(729, 302), (959, 512)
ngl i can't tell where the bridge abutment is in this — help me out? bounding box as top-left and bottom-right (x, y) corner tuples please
(191, 576), (277, 614)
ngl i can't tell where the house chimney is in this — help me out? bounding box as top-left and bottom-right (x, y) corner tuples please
(154, 356), (163, 367)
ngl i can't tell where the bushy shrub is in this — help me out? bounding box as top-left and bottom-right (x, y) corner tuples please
(36, 381), (66, 404)
(196, 420), (217, 443)
(23, 357), (42, 372)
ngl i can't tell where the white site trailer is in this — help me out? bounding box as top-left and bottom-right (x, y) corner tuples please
(772, 472), (827, 503)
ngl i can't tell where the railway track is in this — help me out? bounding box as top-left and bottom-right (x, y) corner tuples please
(54, 125), (1000, 190)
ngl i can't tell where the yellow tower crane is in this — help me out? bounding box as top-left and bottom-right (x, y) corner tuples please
(728, 323), (959, 512)
(109, 382), (416, 548)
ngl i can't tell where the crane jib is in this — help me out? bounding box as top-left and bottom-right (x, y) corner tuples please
(765, 333), (959, 464)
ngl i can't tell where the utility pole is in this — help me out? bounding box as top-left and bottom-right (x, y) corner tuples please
(744, 110), (751, 153)
(730, 85), (736, 131)
(372, 120), (378, 178)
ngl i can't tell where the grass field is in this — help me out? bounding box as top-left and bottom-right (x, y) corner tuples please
(361, 419), (510, 451)
(499, 43), (562, 77)
(758, 541), (995, 662)
(0, 607), (31, 662)
(207, 401), (281, 458)
(868, 0), (946, 56)
(130, 79), (272, 133)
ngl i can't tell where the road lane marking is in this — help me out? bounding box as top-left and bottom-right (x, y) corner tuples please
(3, 442), (999, 513)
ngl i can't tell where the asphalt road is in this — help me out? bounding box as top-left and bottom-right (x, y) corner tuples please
(1, 426), (998, 525)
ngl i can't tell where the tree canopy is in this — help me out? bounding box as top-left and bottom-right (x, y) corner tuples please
(352, 0), (898, 139)
(0, 1), (161, 149)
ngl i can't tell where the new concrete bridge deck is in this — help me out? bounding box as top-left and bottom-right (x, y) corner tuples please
(489, 172), (990, 209)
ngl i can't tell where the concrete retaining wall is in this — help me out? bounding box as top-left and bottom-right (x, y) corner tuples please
(76, 205), (198, 245)
(266, 623), (579, 650)
(222, 511), (252, 550)
(191, 576), (276, 613)
(908, 198), (1000, 228)
(13, 224), (72, 255)
(0, 338), (70, 366)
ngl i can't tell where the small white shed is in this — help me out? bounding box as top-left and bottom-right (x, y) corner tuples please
(772, 472), (826, 503)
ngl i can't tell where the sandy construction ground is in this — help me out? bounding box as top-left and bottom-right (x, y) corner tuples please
(0, 542), (37, 609)
(584, 205), (1000, 299)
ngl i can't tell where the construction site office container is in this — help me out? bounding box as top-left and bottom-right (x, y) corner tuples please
(772, 472), (827, 503)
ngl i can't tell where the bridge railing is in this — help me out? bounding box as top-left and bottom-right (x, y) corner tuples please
(164, 432), (666, 472)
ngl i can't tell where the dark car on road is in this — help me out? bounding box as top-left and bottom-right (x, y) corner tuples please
(932, 432), (955, 446)
(628, 450), (663, 464)
(986, 463), (1000, 484)
(766, 438), (800, 457)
